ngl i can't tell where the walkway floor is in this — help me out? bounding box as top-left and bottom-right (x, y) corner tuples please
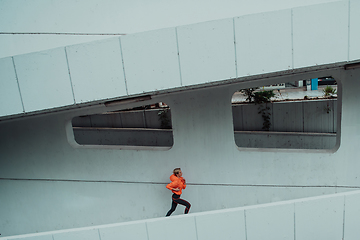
(232, 85), (338, 103)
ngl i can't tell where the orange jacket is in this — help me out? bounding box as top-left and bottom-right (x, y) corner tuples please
(166, 174), (186, 195)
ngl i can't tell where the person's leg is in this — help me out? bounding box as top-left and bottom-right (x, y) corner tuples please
(166, 194), (178, 216)
(174, 197), (191, 214)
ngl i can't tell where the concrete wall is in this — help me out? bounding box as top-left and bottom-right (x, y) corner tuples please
(73, 99), (337, 132)
(234, 131), (336, 149)
(1, 0), (355, 59)
(73, 128), (174, 147)
(1, 67), (359, 237)
(73, 128), (336, 149)
(71, 99), (337, 148)
(1, 1), (360, 238)
(1, 0), (358, 120)
(233, 99), (337, 133)
(72, 109), (171, 129)
(2, 190), (360, 240)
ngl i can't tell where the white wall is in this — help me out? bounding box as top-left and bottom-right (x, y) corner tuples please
(1, 0), (360, 237)
(0, 0), (342, 58)
(0, 67), (359, 237)
(1, 1), (359, 119)
(71, 99), (337, 148)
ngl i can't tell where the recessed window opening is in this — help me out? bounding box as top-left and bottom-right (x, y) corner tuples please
(72, 102), (173, 148)
(232, 77), (338, 150)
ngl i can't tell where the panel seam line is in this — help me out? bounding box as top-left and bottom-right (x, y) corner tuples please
(347, 0), (351, 62)
(194, 217), (199, 240)
(98, 228), (102, 240)
(118, 37), (129, 95)
(294, 203), (296, 240)
(291, 8), (294, 69)
(342, 195), (346, 240)
(145, 222), (150, 240)
(175, 27), (183, 86)
(233, 17), (238, 78)
(11, 57), (25, 112)
(244, 210), (248, 240)
(64, 47), (76, 104)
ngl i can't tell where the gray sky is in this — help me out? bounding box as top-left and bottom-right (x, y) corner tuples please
(0, 0), (339, 58)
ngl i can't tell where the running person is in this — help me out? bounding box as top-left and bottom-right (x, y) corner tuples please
(165, 168), (191, 216)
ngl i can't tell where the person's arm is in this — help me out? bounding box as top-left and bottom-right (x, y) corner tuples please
(166, 181), (180, 191)
(182, 178), (186, 189)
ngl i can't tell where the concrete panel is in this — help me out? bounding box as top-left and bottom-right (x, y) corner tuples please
(233, 99), (336, 133)
(72, 115), (92, 127)
(241, 104), (263, 131)
(53, 229), (100, 240)
(303, 100), (334, 133)
(333, 98), (337, 133)
(196, 210), (246, 240)
(72, 109), (169, 129)
(147, 217), (197, 240)
(144, 109), (163, 129)
(272, 101), (303, 132)
(99, 222), (148, 240)
(9, 235), (53, 240)
(121, 28), (181, 95)
(13, 48), (74, 112)
(344, 192), (360, 239)
(246, 203), (294, 240)
(119, 111), (146, 128)
(241, 103), (273, 131)
(235, 9), (292, 77)
(295, 196), (344, 240)
(349, 0), (360, 61)
(234, 131), (336, 149)
(232, 105), (244, 131)
(0, 177), (174, 237)
(89, 113), (122, 128)
(0, 66), (355, 238)
(177, 18), (236, 86)
(66, 38), (127, 103)
(0, 57), (23, 116)
(293, 1), (349, 68)
(73, 128), (173, 147)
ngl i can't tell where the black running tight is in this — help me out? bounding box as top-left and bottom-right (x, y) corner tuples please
(166, 193), (191, 216)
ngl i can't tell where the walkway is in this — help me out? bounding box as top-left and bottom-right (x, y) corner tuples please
(232, 85), (338, 103)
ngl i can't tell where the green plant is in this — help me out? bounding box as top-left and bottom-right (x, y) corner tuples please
(239, 89), (274, 131)
(254, 90), (274, 131)
(254, 90), (275, 104)
(323, 85), (337, 97)
(258, 104), (271, 131)
(240, 87), (258, 103)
